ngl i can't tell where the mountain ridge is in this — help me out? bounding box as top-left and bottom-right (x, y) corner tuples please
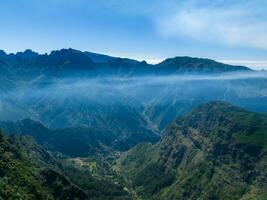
(0, 118), (160, 156)
(0, 48), (252, 73)
(118, 101), (267, 200)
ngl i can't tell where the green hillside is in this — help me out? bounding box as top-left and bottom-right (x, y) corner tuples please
(118, 102), (267, 200)
(0, 130), (132, 200)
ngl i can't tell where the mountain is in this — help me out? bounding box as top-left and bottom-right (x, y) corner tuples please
(84, 51), (117, 63)
(0, 118), (52, 143)
(0, 129), (89, 200)
(0, 49), (251, 76)
(156, 56), (251, 74)
(118, 102), (267, 200)
(0, 118), (159, 156)
(0, 128), (133, 200)
(0, 50), (7, 58)
(12, 49), (39, 60)
(0, 48), (266, 154)
(1, 48), (266, 199)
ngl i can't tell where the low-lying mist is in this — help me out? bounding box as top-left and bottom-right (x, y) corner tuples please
(0, 71), (266, 130)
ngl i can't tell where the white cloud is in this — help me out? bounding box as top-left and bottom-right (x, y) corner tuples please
(156, 0), (267, 49)
(221, 60), (267, 70)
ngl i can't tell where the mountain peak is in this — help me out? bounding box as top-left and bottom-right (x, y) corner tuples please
(36, 48), (96, 72)
(190, 101), (244, 114)
(49, 48), (82, 56)
(15, 49), (39, 59)
(157, 56), (251, 73)
(0, 50), (7, 57)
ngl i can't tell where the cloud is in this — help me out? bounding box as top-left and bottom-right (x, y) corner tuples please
(221, 60), (267, 70)
(156, 0), (267, 49)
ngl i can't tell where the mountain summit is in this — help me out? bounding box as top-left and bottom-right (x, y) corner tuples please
(156, 56), (251, 73)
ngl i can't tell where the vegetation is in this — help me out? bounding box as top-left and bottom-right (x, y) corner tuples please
(0, 129), (132, 200)
(0, 119), (159, 156)
(118, 102), (267, 200)
(0, 49), (266, 199)
(0, 101), (266, 199)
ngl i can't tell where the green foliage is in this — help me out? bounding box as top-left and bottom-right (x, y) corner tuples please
(61, 157), (131, 200)
(119, 102), (267, 200)
(0, 131), (132, 200)
(0, 130), (53, 200)
(133, 162), (175, 196)
(0, 119), (159, 157)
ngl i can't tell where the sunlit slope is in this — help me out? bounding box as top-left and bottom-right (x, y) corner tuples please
(118, 101), (267, 200)
(0, 129), (133, 200)
(0, 130), (89, 200)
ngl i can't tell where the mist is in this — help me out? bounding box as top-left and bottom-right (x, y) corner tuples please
(0, 71), (266, 130)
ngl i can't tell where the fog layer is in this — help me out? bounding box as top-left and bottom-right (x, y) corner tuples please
(0, 71), (266, 132)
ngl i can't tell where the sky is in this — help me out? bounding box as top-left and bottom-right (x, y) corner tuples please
(0, 0), (267, 69)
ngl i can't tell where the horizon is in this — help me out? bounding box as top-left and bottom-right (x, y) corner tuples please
(1, 47), (266, 70)
(1, 1), (267, 70)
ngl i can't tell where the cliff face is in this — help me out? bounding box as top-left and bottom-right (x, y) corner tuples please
(119, 102), (267, 200)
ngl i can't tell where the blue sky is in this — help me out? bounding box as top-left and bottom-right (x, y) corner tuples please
(1, 0), (267, 69)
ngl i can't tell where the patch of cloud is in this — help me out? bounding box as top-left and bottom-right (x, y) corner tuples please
(156, 0), (267, 49)
(145, 59), (164, 64)
(221, 60), (267, 70)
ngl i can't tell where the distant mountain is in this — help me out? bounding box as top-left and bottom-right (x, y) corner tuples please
(12, 49), (39, 60)
(84, 51), (117, 63)
(0, 48), (252, 76)
(118, 102), (267, 200)
(0, 50), (7, 58)
(0, 118), (159, 156)
(156, 56), (251, 74)
(0, 48), (265, 147)
(0, 118), (52, 142)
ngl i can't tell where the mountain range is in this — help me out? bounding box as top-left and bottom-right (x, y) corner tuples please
(0, 101), (266, 200)
(0, 48), (251, 78)
(0, 48), (266, 199)
(0, 48), (265, 132)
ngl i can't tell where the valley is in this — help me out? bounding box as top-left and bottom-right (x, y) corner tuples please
(0, 49), (266, 200)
